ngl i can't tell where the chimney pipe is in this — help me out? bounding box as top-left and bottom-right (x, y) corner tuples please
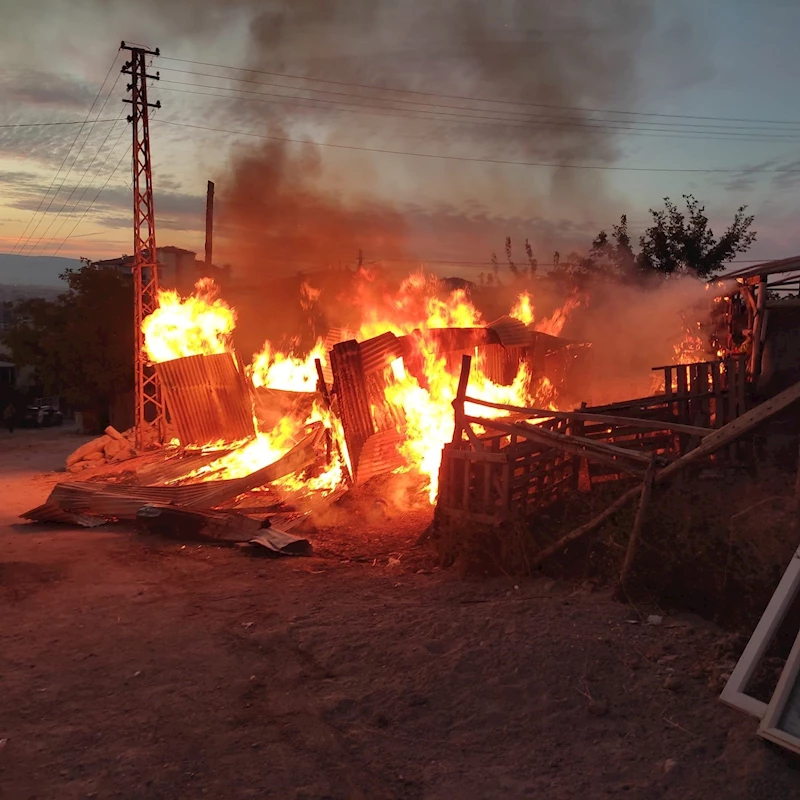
(205, 180), (215, 267)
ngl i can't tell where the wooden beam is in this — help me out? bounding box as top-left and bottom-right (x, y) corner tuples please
(657, 379), (800, 481)
(463, 395), (713, 438)
(531, 380), (800, 568)
(616, 456), (657, 594)
(750, 275), (768, 379)
(464, 415), (650, 475)
(451, 354), (472, 445)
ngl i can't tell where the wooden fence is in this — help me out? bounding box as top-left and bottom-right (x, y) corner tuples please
(437, 354), (751, 529)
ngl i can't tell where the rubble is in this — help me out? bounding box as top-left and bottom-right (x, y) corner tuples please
(65, 424), (171, 473)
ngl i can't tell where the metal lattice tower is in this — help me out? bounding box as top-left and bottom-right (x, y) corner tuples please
(121, 42), (165, 447)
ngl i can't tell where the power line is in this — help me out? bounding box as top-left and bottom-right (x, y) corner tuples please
(154, 82), (800, 143)
(159, 67), (800, 135)
(38, 118), (130, 256)
(9, 51), (122, 255)
(158, 55), (800, 127)
(48, 87), (163, 257)
(152, 118), (800, 174)
(19, 69), (126, 257)
(51, 142), (132, 258)
(0, 119), (121, 128)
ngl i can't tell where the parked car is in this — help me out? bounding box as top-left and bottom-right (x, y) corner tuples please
(21, 405), (63, 428)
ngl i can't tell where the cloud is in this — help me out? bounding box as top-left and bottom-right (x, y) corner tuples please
(0, 71), (96, 110)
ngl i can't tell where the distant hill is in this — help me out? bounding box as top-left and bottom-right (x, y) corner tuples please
(0, 254), (79, 288)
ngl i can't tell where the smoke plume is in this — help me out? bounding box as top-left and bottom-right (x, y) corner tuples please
(215, 0), (661, 278)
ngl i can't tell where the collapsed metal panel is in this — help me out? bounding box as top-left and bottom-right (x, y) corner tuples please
(155, 351), (254, 447)
(330, 340), (375, 477)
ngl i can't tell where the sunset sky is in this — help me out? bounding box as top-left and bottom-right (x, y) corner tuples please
(2, 0), (800, 285)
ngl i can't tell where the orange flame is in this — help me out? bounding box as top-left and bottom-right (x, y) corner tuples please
(251, 339), (327, 392)
(156, 272), (582, 505)
(510, 292), (535, 325)
(143, 278), (235, 363)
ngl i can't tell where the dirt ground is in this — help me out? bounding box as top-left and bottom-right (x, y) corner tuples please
(2, 426), (800, 800)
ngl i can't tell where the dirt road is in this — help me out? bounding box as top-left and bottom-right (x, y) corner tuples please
(1, 427), (798, 799)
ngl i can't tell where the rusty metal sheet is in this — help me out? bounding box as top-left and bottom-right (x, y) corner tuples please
(253, 387), (317, 432)
(330, 340), (375, 474)
(479, 342), (524, 385)
(359, 332), (404, 374)
(21, 503), (107, 528)
(355, 428), (405, 485)
(486, 315), (533, 348)
(322, 327), (358, 384)
(133, 449), (233, 486)
(21, 427), (324, 524)
(155, 351), (255, 447)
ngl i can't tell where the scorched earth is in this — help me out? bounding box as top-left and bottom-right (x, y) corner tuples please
(2, 424), (799, 800)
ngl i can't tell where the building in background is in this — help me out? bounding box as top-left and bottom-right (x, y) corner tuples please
(91, 246), (230, 293)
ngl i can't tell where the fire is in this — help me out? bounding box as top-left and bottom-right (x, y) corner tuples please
(143, 278), (235, 363)
(510, 292), (535, 325)
(534, 296), (580, 337)
(149, 271), (581, 505)
(358, 272), (483, 339)
(510, 291), (579, 337)
(251, 338), (327, 392)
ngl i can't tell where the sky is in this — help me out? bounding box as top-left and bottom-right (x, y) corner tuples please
(1, 0), (800, 287)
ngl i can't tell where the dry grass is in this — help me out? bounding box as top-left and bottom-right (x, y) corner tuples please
(434, 465), (800, 630)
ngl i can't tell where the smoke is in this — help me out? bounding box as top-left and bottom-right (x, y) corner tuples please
(215, 0), (662, 279)
(216, 137), (408, 274)
(559, 275), (720, 404)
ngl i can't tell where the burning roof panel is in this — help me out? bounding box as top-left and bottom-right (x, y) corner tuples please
(155, 351), (255, 447)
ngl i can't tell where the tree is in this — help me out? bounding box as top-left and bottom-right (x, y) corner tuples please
(525, 239), (538, 277)
(491, 252), (500, 284)
(636, 195), (755, 278)
(505, 236), (519, 277)
(3, 263), (134, 421)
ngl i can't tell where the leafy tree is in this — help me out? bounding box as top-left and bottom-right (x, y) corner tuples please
(636, 195), (755, 278)
(3, 263), (134, 420)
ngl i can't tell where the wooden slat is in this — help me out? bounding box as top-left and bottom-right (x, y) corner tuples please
(462, 397), (712, 438)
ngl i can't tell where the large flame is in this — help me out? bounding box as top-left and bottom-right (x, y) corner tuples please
(143, 278), (236, 363)
(251, 338), (328, 392)
(147, 272), (580, 504)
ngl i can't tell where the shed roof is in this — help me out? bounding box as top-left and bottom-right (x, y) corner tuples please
(723, 255), (800, 282)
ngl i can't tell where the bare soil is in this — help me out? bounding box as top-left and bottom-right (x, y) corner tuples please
(2, 426), (800, 799)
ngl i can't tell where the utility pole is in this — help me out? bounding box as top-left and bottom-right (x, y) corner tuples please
(121, 41), (165, 448)
(205, 180), (215, 267)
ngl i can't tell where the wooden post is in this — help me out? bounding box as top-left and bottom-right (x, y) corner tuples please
(617, 456), (657, 594)
(205, 180), (215, 267)
(750, 275), (768, 382)
(451, 354), (472, 444)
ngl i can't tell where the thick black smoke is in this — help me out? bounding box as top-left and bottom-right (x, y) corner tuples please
(216, 1), (664, 278)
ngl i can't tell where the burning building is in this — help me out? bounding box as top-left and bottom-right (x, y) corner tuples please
(26, 262), (780, 552)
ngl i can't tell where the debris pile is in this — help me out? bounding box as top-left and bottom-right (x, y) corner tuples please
(65, 424), (171, 473)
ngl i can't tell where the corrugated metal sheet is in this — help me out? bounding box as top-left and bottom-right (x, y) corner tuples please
(133, 449), (234, 486)
(21, 427), (324, 524)
(21, 503), (106, 528)
(355, 428), (405, 485)
(322, 327), (359, 384)
(479, 342), (523, 385)
(486, 315), (533, 348)
(155, 351), (255, 447)
(359, 332), (404, 374)
(253, 387), (317, 432)
(330, 340), (374, 473)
